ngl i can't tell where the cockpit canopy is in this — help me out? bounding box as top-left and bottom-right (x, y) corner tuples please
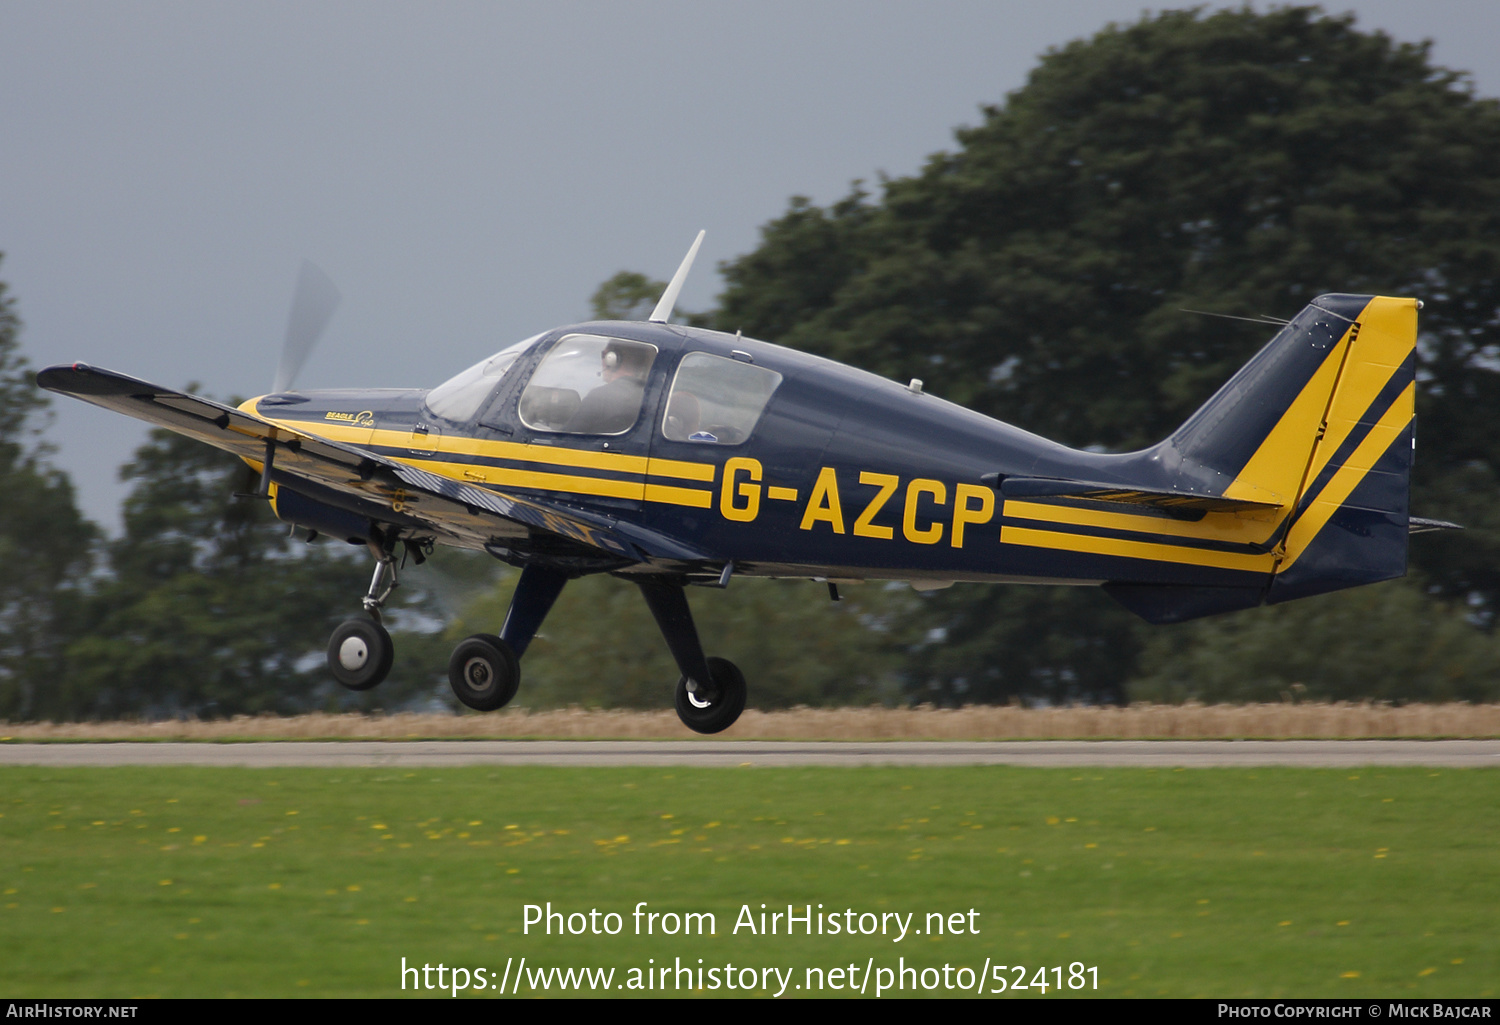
(425, 328), (783, 444)
(424, 332), (543, 423)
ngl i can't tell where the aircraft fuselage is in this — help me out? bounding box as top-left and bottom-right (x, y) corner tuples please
(246, 320), (1285, 594)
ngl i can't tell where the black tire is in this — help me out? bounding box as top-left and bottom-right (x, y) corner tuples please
(448, 634), (520, 711)
(327, 617), (394, 691)
(674, 657), (746, 734)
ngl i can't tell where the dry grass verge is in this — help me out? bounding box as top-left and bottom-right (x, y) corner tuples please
(2, 702), (1498, 741)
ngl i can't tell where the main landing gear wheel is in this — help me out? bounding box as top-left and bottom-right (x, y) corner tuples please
(674, 657), (746, 735)
(449, 634), (520, 711)
(327, 617), (394, 691)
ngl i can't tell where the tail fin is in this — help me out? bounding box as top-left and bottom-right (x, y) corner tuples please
(1262, 295), (1417, 602)
(1114, 294), (1417, 620)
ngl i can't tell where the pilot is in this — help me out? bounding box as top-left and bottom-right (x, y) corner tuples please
(567, 341), (653, 434)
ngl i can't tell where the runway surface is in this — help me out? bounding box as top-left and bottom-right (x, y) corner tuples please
(1, 740), (1497, 768)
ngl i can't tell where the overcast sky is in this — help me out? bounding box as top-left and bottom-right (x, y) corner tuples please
(4, 1), (1498, 532)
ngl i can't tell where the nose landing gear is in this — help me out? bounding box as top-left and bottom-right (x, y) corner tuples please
(327, 538), (400, 692)
(327, 617), (393, 691)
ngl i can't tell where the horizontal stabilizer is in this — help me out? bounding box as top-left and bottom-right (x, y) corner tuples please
(994, 475), (1281, 516)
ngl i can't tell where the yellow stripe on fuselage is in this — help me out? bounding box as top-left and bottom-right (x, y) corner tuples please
(247, 403), (718, 508)
(999, 523), (1276, 573)
(643, 483), (714, 508)
(413, 457), (646, 501)
(1004, 499), (1281, 546)
(646, 457), (717, 482)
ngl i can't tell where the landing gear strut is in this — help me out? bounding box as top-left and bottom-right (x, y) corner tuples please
(323, 544), (748, 731)
(638, 579), (746, 734)
(359, 538), (399, 620)
(327, 537), (399, 692)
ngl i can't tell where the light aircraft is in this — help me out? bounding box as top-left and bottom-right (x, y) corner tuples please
(39, 233), (1452, 732)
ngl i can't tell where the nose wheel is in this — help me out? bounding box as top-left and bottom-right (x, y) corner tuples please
(674, 657), (746, 734)
(327, 617), (394, 691)
(448, 634), (521, 711)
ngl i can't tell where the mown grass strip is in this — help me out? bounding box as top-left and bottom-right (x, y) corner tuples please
(0, 766), (1494, 998)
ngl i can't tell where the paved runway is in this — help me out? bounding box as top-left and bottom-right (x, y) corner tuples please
(1, 740), (1497, 767)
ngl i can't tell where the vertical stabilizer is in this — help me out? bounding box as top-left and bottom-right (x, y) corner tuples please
(1172, 292), (1418, 603)
(1112, 294), (1418, 622)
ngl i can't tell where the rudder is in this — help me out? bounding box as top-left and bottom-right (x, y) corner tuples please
(1265, 295), (1417, 602)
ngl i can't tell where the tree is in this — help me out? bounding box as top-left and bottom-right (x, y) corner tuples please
(0, 260), (96, 720)
(591, 272), (668, 321)
(712, 7), (1500, 702)
(590, 270), (711, 326)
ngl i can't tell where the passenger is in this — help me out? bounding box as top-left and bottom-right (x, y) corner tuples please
(664, 390), (702, 440)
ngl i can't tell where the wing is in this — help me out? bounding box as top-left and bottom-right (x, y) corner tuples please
(38, 363), (712, 564)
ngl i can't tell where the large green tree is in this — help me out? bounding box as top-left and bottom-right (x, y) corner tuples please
(712, 6), (1500, 702)
(0, 260), (96, 720)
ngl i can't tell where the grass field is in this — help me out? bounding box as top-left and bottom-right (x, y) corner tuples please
(0, 764), (1494, 998)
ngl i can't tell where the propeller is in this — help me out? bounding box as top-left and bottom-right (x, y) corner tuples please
(272, 259), (341, 393)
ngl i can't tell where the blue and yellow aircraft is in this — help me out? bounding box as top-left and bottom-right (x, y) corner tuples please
(38, 233), (1449, 732)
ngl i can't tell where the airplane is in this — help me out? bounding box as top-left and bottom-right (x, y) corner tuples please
(38, 232), (1453, 733)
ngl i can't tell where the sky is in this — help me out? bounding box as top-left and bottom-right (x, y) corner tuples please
(3, 1), (1498, 532)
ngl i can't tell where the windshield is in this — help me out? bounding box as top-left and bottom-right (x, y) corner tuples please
(424, 332), (544, 422)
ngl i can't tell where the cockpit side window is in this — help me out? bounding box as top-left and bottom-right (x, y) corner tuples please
(425, 332), (543, 423)
(518, 334), (658, 435)
(662, 352), (782, 445)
